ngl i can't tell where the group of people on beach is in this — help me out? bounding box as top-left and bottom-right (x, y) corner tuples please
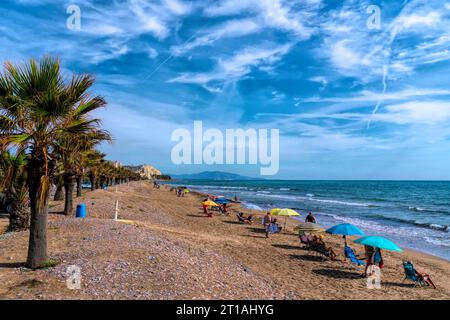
(165, 184), (438, 285)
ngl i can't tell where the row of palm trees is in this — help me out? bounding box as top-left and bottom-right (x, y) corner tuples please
(0, 56), (142, 269)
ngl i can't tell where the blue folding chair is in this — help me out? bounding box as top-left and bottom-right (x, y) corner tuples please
(344, 245), (365, 266)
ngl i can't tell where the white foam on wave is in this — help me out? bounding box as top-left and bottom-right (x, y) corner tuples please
(310, 198), (371, 207)
(242, 202), (264, 211)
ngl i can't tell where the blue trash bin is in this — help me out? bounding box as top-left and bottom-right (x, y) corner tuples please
(76, 203), (86, 218)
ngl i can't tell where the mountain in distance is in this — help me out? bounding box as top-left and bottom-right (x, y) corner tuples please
(170, 171), (263, 181)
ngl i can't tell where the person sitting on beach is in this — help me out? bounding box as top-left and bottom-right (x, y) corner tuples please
(311, 235), (337, 260)
(263, 212), (273, 238)
(237, 212), (253, 224)
(272, 218), (283, 233)
(245, 214), (254, 224)
(299, 232), (314, 246)
(305, 212), (317, 223)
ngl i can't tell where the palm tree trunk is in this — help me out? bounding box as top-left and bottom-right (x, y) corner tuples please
(63, 172), (75, 215)
(26, 152), (52, 269)
(89, 172), (96, 191)
(8, 201), (30, 231)
(76, 176), (82, 197)
(54, 184), (64, 201)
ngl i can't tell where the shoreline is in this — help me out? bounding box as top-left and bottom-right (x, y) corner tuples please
(0, 181), (449, 299)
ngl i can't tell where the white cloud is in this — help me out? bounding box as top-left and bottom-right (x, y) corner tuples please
(397, 11), (441, 30)
(203, 0), (314, 38)
(380, 101), (450, 125)
(169, 44), (291, 84)
(303, 88), (450, 103)
(171, 19), (261, 56)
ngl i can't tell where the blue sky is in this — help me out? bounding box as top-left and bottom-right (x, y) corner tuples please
(1, 0), (450, 179)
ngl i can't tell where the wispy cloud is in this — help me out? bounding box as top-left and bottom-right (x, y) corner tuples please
(168, 43), (291, 85)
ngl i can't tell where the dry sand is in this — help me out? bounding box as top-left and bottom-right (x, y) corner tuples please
(0, 181), (449, 300)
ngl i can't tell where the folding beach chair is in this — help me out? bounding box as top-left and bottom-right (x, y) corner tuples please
(236, 213), (246, 223)
(344, 245), (365, 266)
(402, 261), (436, 289)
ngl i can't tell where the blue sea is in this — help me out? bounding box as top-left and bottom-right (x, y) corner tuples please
(167, 180), (450, 261)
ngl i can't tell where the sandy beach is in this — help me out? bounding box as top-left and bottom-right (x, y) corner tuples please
(0, 181), (449, 300)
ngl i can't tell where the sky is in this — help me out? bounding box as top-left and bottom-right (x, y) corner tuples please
(1, 0), (450, 179)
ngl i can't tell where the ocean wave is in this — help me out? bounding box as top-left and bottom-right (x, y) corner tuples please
(280, 188), (290, 191)
(306, 193), (314, 197)
(408, 206), (450, 215)
(241, 202), (264, 211)
(309, 198), (373, 207)
(368, 214), (449, 233)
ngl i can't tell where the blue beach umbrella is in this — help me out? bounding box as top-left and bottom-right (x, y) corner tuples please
(354, 236), (403, 252)
(326, 223), (364, 236)
(215, 198), (229, 204)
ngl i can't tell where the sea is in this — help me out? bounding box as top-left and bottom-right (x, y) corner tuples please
(166, 180), (450, 261)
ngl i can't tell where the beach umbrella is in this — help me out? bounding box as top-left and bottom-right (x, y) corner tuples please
(270, 208), (300, 231)
(269, 208), (300, 216)
(215, 198), (229, 204)
(326, 223), (364, 236)
(294, 222), (325, 233)
(354, 236), (403, 252)
(202, 200), (219, 207)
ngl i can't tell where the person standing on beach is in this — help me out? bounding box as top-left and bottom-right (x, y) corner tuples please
(263, 212), (273, 238)
(364, 245), (375, 276)
(305, 212), (317, 223)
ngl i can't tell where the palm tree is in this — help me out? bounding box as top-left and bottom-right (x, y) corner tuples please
(86, 150), (105, 191)
(0, 57), (109, 269)
(0, 150), (29, 231)
(56, 134), (110, 215)
(53, 173), (64, 201)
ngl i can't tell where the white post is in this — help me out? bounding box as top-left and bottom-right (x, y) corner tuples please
(114, 200), (119, 220)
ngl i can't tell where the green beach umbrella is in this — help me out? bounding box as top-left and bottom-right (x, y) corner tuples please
(354, 236), (403, 252)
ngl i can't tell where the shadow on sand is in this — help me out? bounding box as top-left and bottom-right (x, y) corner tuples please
(383, 281), (415, 288)
(312, 268), (362, 279)
(186, 214), (208, 218)
(272, 244), (300, 250)
(248, 227), (266, 234)
(0, 262), (26, 269)
(289, 254), (325, 262)
(240, 234), (267, 239)
(222, 221), (243, 225)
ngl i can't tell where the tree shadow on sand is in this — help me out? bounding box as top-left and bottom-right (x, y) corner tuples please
(312, 268), (362, 280)
(0, 262), (26, 269)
